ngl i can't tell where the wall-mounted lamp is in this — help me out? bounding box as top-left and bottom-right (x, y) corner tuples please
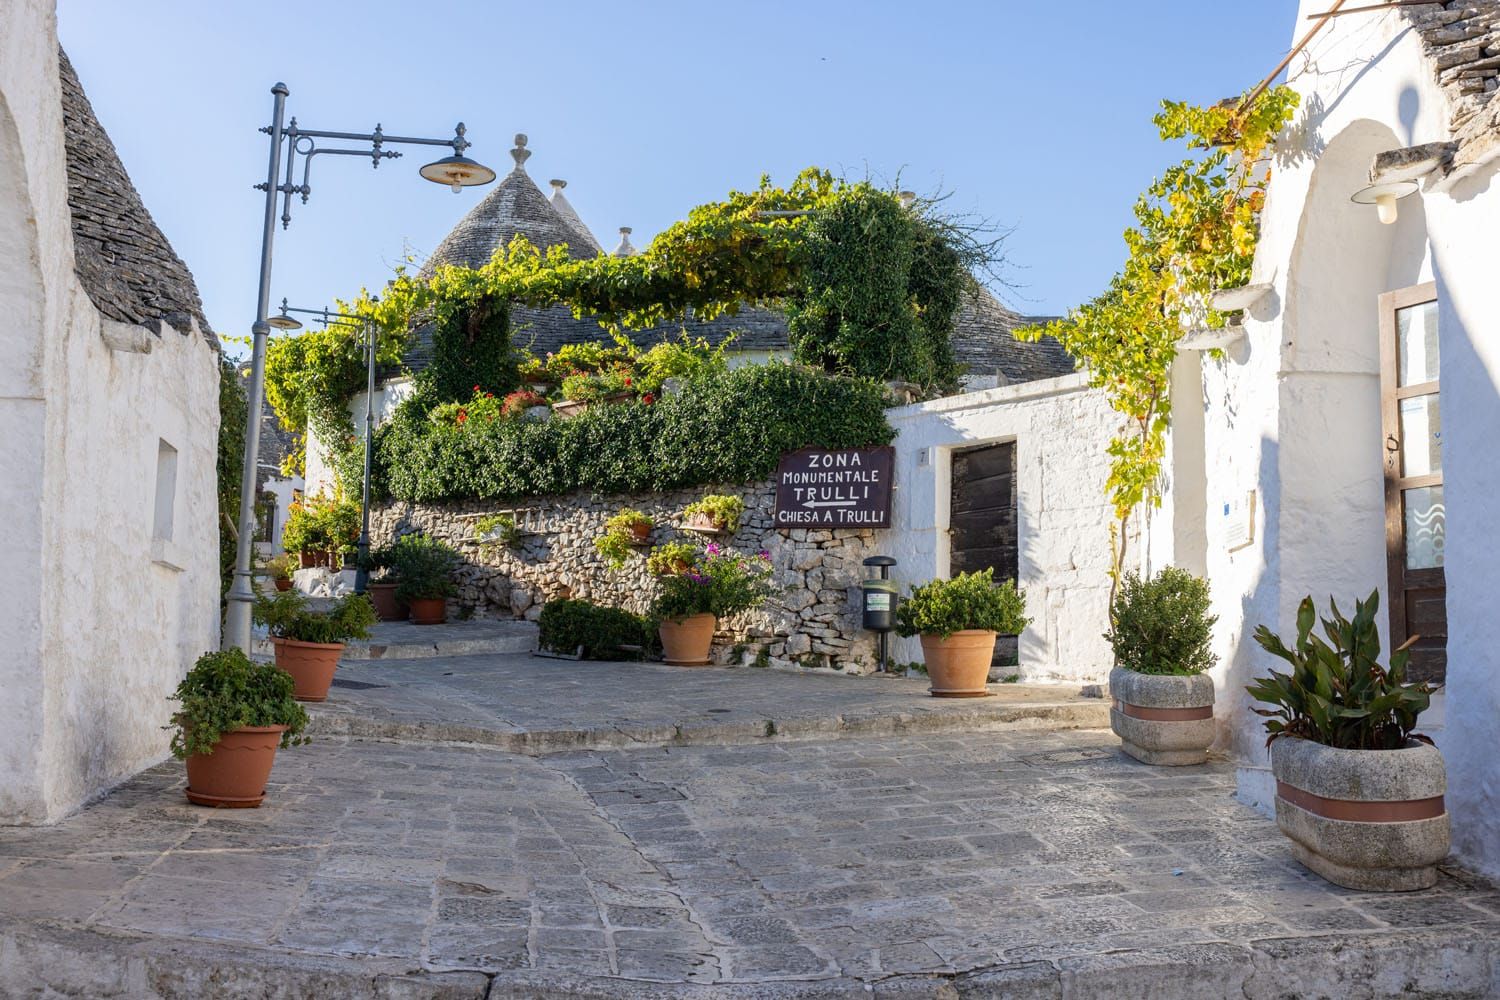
(1351, 180), (1418, 225)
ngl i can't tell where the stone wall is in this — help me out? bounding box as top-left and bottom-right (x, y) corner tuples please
(372, 481), (885, 674)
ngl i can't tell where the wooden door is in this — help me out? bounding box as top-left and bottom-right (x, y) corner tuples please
(1379, 283), (1446, 684)
(950, 442), (1018, 583)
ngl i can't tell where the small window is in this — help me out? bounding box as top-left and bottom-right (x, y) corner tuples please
(153, 439), (178, 542)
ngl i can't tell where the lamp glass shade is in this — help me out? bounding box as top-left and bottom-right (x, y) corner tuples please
(267, 314), (303, 330)
(419, 155), (497, 190)
(1351, 181), (1418, 225)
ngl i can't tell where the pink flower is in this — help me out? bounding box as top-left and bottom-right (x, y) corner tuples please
(705, 542), (721, 556)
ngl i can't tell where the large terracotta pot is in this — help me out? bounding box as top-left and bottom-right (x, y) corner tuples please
(659, 613), (716, 666)
(1271, 736), (1450, 891)
(1108, 668), (1215, 766)
(919, 630), (996, 697)
(367, 581), (405, 622)
(184, 725), (287, 808)
(272, 637), (344, 702)
(409, 597), (448, 625)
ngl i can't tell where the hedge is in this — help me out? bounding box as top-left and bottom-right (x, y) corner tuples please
(376, 362), (894, 503)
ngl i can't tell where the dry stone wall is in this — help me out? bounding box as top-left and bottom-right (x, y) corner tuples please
(372, 482), (886, 674)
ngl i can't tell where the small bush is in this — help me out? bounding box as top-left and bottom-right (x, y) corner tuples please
(538, 599), (651, 659)
(894, 568), (1030, 639)
(389, 534), (460, 602)
(255, 590), (376, 645)
(1107, 567), (1217, 675)
(167, 649), (309, 759)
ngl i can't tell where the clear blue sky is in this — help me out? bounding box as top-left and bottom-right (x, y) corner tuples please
(59, 1), (1301, 353)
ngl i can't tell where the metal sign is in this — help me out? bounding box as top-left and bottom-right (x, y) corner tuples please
(773, 446), (895, 529)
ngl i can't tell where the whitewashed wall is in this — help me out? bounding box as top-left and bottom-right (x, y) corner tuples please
(1163, 2), (1500, 877)
(0, 3), (220, 823)
(886, 374), (1121, 683)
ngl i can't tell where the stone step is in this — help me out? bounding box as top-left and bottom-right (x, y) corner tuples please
(252, 618), (537, 661)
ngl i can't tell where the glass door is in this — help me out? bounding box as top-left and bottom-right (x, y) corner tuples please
(1379, 283), (1446, 684)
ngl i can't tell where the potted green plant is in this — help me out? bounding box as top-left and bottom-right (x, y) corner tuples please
(167, 649), (309, 808)
(594, 509), (654, 569)
(683, 494), (745, 534)
(357, 544), (404, 622)
(1249, 590), (1447, 891)
(646, 541), (699, 577)
(894, 568), (1030, 697)
(554, 366), (635, 418)
(254, 589), (376, 701)
(650, 543), (776, 665)
(390, 533), (459, 625)
(261, 553), (298, 592)
(1106, 568), (1218, 765)
(473, 513), (523, 550)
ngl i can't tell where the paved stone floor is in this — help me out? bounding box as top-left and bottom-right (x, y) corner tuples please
(307, 652), (1109, 751)
(3, 727), (1498, 997)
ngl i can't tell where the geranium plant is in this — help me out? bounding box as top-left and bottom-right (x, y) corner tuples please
(1248, 590), (1434, 751)
(894, 568), (1030, 639)
(167, 649), (309, 759)
(684, 494), (745, 533)
(561, 366), (634, 404)
(650, 544), (777, 621)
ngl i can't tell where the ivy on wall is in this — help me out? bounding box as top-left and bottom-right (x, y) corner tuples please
(1017, 88), (1299, 590)
(376, 363), (894, 503)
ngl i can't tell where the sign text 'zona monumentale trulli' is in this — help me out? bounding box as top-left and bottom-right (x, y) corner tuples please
(773, 447), (894, 529)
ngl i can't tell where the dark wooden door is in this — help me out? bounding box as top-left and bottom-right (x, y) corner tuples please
(1379, 283), (1446, 684)
(950, 442), (1018, 583)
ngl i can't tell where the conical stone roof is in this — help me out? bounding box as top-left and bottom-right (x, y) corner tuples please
(419, 134), (597, 277)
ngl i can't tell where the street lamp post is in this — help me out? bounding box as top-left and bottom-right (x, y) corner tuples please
(223, 83), (495, 653)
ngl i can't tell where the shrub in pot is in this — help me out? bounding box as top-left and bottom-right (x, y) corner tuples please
(168, 649), (309, 808)
(1249, 590), (1446, 891)
(539, 599), (652, 660)
(683, 494), (745, 534)
(255, 590), (376, 701)
(650, 544), (776, 665)
(646, 541), (699, 577)
(390, 533), (459, 625)
(894, 569), (1030, 697)
(1106, 568), (1218, 765)
(358, 544), (405, 622)
(261, 554), (298, 593)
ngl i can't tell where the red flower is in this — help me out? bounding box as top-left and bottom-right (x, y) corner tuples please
(642, 393), (655, 405)
(485, 392), (494, 399)
(456, 409), (468, 425)
(623, 377), (632, 387)
(473, 384), (481, 392)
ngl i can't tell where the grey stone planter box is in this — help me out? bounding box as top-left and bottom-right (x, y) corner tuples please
(1271, 736), (1450, 891)
(1108, 667), (1215, 766)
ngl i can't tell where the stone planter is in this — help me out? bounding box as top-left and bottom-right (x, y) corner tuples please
(184, 725), (287, 808)
(272, 637), (344, 702)
(686, 512), (723, 533)
(551, 399), (588, 420)
(1271, 736), (1450, 891)
(409, 597), (447, 626)
(1109, 668), (1216, 765)
(659, 613), (715, 665)
(919, 630), (996, 697)
(367, 581), (405, 622)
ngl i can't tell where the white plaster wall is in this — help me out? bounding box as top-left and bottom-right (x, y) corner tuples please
(1164, 2), (1500, 876)
(0, 1), (220, 822)
(886, 374), (1120, 682)
(262, 475), (304, 553)
(307, 377), (417, 498)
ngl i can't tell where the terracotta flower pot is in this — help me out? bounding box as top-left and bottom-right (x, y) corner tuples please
(686, 512), (721, 532)
(184, 725), (287, 808)
(274, 578), (293, 592)
(1108, 668), (1215, 766)
(659, 613), (716, 666)
(298, 550), (329, 569)
(629, 521), (653, 544)
(1271, 736), (1450, 891)
(367, 581), (406, 622)
(919, 630), (996, 697)
(272, 637), (344, 702)
(409, 597), (448, 625)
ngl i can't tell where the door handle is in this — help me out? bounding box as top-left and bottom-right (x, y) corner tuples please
(1386, 435), (1401, 453)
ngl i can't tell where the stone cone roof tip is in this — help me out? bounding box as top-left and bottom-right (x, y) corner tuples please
(418, 133), (599, 277)
(548, 178), (603, 255)
(613, 226), (637, 257)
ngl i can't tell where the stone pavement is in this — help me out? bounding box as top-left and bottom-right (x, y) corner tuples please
(306, 652), (1110, 751)
(3, 728), (1498, 998)
(253, 617), (537, 661)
